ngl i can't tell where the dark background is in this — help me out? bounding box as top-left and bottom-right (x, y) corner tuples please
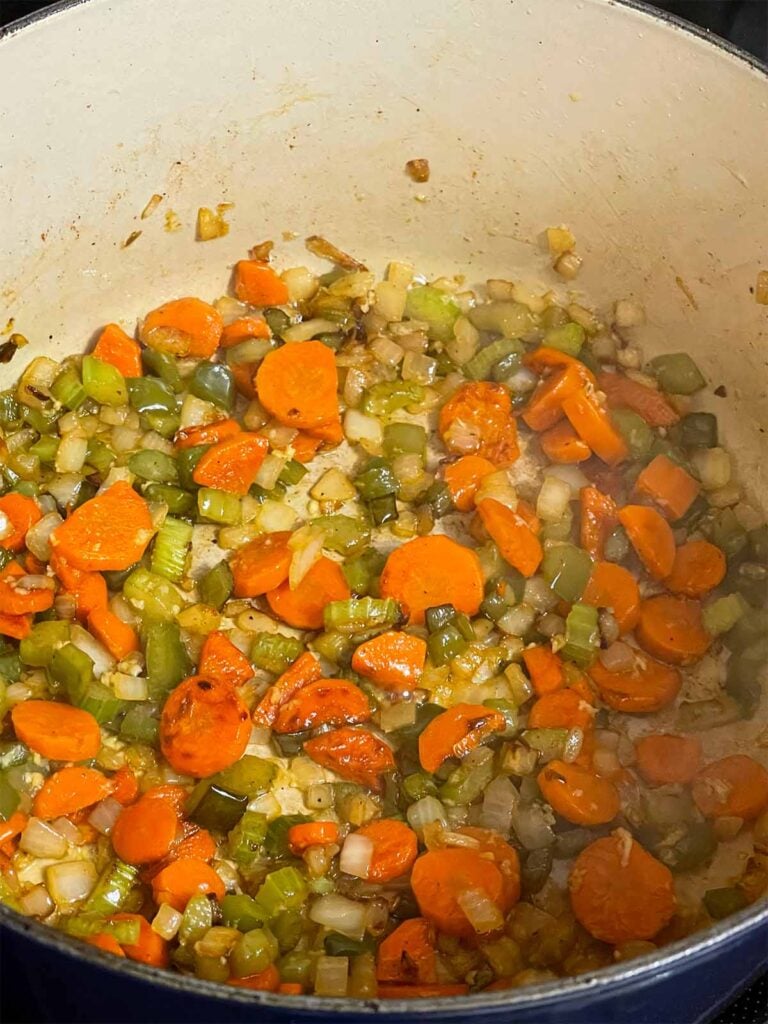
(0, 0), (766, 1022)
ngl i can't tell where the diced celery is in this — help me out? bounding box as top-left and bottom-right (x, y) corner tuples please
(178, 893), (215, 946)
(468, 300), (534, 338)
(324, 597), (400, 634)
(214, 756), (277, 797)
(422, 480), (452, 518)
(369, 493), (397, 525)
(561, 603), (600, 665)
(678, 412), (718, 449)
(64, 915), (140, 945)
(650, 353), (706, 395)
(128, 449), (179, 484)
(145, 621), (191, 698)
(542, 544), (593, 602)
(28, 435), (60, 464)
(427, 623), (467, 666)
(543, 322), (585, 356)
(50, 643), (94, 704)
(143, 483), (195, 516)
(703, 886), (748, 919)
(228, 811), (269, 865)
(484, 698), (519, 737)
(150, 516), (193, 582)
(221, 893), (266, 932)
(198, 559), (234, 610)
(612, 408), (653, 460)
(119, 702), (160, 745)
(405, 285), (461, 343)
(311, 515), (371, 555)
(382, 422), (427, 459)
(343, 549), (385, 596)
(361, 381), (425, 417)
(187, 781), (248, 832)
(141, 410), (180, 439)
(82, 355), (128, 406)
(709, 508), (748, 559)
(85, 438), (116, 476)
(726, 639), (767, 719)
(278, 951), (314, 986)
(141, 349), (183, 392)
(522, 727), (568, 760)
(439, 757), (493, 805)
(124, 568), (184, 621)
(20, 620), (70, 668)
(464, 337), (524, 381)
(279, 459), (308, 487)
(78, 682), (125, 725)
(229, 928), (279, 979)
(83, 860), (138, 916)
(311, 631), (353, 666)
(0, 771), (21, 821)
(256, 866), (308, 917)
(250, 632), (304, 675)
(127, 376), (177, 415)
(354, 458), (397, 500)
(702, 594), (746, 637)
(190, 362), (234, 412)
(197, 487), (241, 524)
(50, 367), (86, 410)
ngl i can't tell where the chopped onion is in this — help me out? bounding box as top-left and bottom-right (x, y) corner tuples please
(446, 315), (480, 366)
(591, 334), (617, 362)
(706, 483), (741, 509)
(314, 955), (349, 997)
(598, 610), (620, 646)
(592, 748), (620, 777)
(46, 860), (97, 906)
(254, 453), (288, 491)
(18, 356), (58, 407)
(243, 398), (269, 431)
(87, 797), (124, 836)
(152, 903), (183, 939)
(309, 468), (357, 503)
(45, 473), (83, 510)
(402, 350), (437, 385)
(599, 641), (635, 673)
(543, 464), (590, 497)
(343, 409), (383, 450)
(49, 816), (82, 845)
(479, 775), (518, 836)
(692, 448), (731, 491)
(288, 526), (325, 589)
(256, 499), (298, 533)
(15, 575), (55, 594)
(309, 894), (367, 940)
(536, 476), (572, 523)
(614, 298), (646, 328)
(392, 453), (423, 487)
(339, 834), (374, 878)
(563, 727), (585, 763)
(71, 624), (115, 679)
(281, 266), (319, 303)
(457, 888), (505, 933)
(407, 796), (448, 834)
(97, 466), (134, 495)
(217, 524), (261, 550)
(373, 284), (407, 324)
(734, 502), (765, 531)
(343, 367), (368, 408)
(20, 818), (68, 859)
(20, 885), (54, 918)
(283, 318), (339, 343)
(538, 612), (565, 638)
(510, 802), (556, 850)
(99, 404), (129, 426)
(475, 469), (517, 511)
(112, 674), (148, 701)
(328, 270), (376, 299)
(498, 604), (537, 637)
(179, 394), (217, 429)
(506, 366), (539, 396)
(379, 700), (416, 732)
(306, 783), (334, 810)
(523, 576), (558, 613)
(110, 425), (141, 453)
(616, 346), (642, 370)
(0, 511), (13, 542)
(444, 417), (482, 455)
(25, 511), (63, 561)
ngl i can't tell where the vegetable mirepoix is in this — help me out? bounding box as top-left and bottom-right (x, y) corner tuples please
(0, 244), (764, 1001)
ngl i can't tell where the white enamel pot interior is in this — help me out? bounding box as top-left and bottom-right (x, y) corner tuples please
(0, 0), (767, 1015)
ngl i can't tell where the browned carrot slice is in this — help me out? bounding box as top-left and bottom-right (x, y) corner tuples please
(273, 678), (372, 734)
(198, 630), (253, 688)
(597, 371), (679, 428)
(438, 381), (519, 464)
(303, 727), (396, 792)
(522, 645), (564, 695)
(174, 418), (241, 451)
(418, 703), (506, 773)
(527, 689), (596, 732)
(411, 848), (505, 938)
(33, 766), (113, 820)
(476, 498), (543, 577)
(377, 918), (437, 985)
(87, 606), (140, 661)
(151, 857), (225, 912)
(351, 631), (427, 692)
(538, 760), (620, 826)
(521, 363), (587, 432)
(252, 651), (323, 727)
(160, 675), (251, 777)
(112, 795), (178, 865)
(379, 535), (484, 624)
(635, 594), (711, 665)
(256, 340), (340, 431)
(666, 540), (726, 597)
(11, 700), (101, 761)
(230, 531), (292, 597)
(540, 420), (591, 463)
(266, 556), (350, 630)
(618, 504), (675, 580)
(635, 734), (702, 786)
(589, 652), (681, 712)
(353, 819), (419, 882)
(692, 755), (768, 821)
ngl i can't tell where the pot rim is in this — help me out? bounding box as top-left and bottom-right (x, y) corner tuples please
(0, 0), (766, 1014)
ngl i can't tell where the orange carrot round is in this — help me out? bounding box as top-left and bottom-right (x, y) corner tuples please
(198, 630), (254, 689)
(252, 652), (323, 727)
(174, 418), (242, 451)
(582, 561), (640, 634)
(230, 531), (292, 597)
(111, 795), (179, 865)
(540, 420), (591, 463)
(379, 536), (484, 624)
(354, 819), (418, 882)
(635, 454), (699, 521)
(476, 498), (543, 578)
(377, 918), (437, 985)
(618, 504), (676, 580)
(0, 564), (54, 616)
(151, 857), (225, 912)
(597, 372), (679, 428)
(51, 481), (154, 572)
(569, 833), (675, 944)
(523, 645), (564, 696)
(170, 827), (217, 864)
(87, 605), (140, 662)
(527, 689), (596, 733)
(303, 727), (395, 792)
(562, 388), (628, 466)
(11, 700), (101, 761)
(287, 821), (340, 855)
(692, 755), (768, 821)
(85, 933), (125, 957)
(33, 766), (113, 820)
(111, 913), (170, 967)
(538, 760), (620, 826)
(589, 652), (681, 713)
(418, 703), (506, 774)
(273, 678), (372, 734)
(521, 363), (589, 433)
(635, 595), (711, 665)
(256, 340), (339, 431)
(141, 784), (189, 816)
(351, 631), (427, 692)
(411, 848), (505, 938)
(635, 734), (702, 787)
(160, 675), (251, 777)
(192, 433), (269, 496)
(438, 381), (519, 464)
(111, 767), (139, 806)
(665, 540), (726, 598)
(92, 323), (142, 379)
(266, 556), (350, 630)
(0, 493), (42, 552)
(141, 297), (223, 358)
(455, 827), (521, 911)
(443, 455), (496, 511)
(234, 261), (289, 307)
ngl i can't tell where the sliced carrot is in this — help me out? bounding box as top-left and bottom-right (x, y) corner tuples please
(538, 760), (620, 826)
(198, 630), (253, 689)
(305, 417), (344, 446)
(527, 689), (596, 733)
(227, 964), (281, 992)
(523, 645), (564, 696)
(351, 631), (427, 692)
(597, 371), (679, 428)
(379, 535), (484, 624)
(692, 755), (768, 821)
(0, 562), (53, 616)
(635, 455), (699, 521)
(192, 432), (269, 496)
(231, 531), (292, 598)
(291, 432), (323, 464)
(11, 700), (101, 761)
(443, 455), (496, 511)
(515, 499), (541, 535)
(92, 323), (142, 379)
(151, 856), (225, 912)
(87, 605), (139, 662)
(303, 727), (396, 792)
(174, 418), (242, 451)
(142, 297), (223, 359)
(256, 340), (340, 432)
(618, 504), (675, 580)
(589, 652), (681, 713)
(521, 363), (588, 432)
(0, 610), (32, 640)
(160, 675), (251, 777)
(112, 794), (178, 865)
(111, 913), (169, 967)
(411, 848), (505, 938)
(476, 498), (543, 577)
(455, 827), (521, 911)
(579, 486), (618, 561)
(278, 983), (303, 995)
(377, 918), (437, 984)
(287, 821), (340, 855)
(51, 481), (154, 572)
(666, 540), (726, 598)
(562, 388), (628, 466)
(169, 827), (217, 864)
(569, 833), (675, 944)
(635, 734), (702, 787)
(378, 984), (470, 998)
(523, 347), (597, 381)
(84, 933), (125, 957)
(266, 556), (350, 630)
(252, 651), (323, 727)
(220, 316), (271, 346)
(33, 766), (113, 820)
(49, 552), (107, 620)
(418, 703), (506, 774)
(635, 594), (710, 666)
(354, 819), (418, 882)
(582, 561), (640, 634)
(273, 678), (372, 734)
(0, 493), (42, 552)
(439, 381), (519, 464)
(111, 767), (139, 806)
(0, 812), (29, 854)
(540, 420), (591, 463)
(234, 260), (289, 306)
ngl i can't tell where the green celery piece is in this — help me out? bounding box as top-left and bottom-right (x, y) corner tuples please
(424, 604), (456, 632)
(483, 698), (519, 737)
(178, 893), (214, 946)
(256, 867), (308, 917)
(439, 756), (493, 805)
(190, 362), (235, 412)
(50, 643), (94, 704)
(197, 487), (241, 524)
(228, 811), (269, 865)
(141, 350), (183, 392)
(214, 755), (277, 797)
(427, 623), (467, 666)
(310, 514), (370, 555)
(522, 727), (569, 760)
(650, 353), (706, 395)
(65, 915), (141, 944)
(468, 300), (535, 338)
(383, 422), (427, 459)
(272, 909), (304, 954)
(83, 860), (138, 916)
(126, 376), (177, 415)
(278, 459), (308, 487)
(145, 621), (191, 698)
(464, 337), (524, 381)
(198, 559), (234, 610)
(405, 285), (461, 343)
(0, 770), (21, 821)
(81, 355), (128, 406)
(402, 772), (438, 802)
(702, 594), (746, 637)
(311, 630), (353, 666)
(342, 549), (385, 597)
(150, 516), (193, 582)
(354, 457), (397, 500)
(369, 493), (397, 525)
(123, 568), (184, 621)
(709, 508), (748, 559)
(50, 367), (86, 410)
(678, 412), (718, 449)
(141, 410), (181, 439)
(20, 620), (70, 668)
(542, 544), (594, 602)
(221, 893), (266, 932)
(85, 438), (116, 476)
(421, 479), (452, 519)
(28, 435), (59, 464)
(323, 596), (400, 634)
(277, 951), (314, 986)
(543, 322), (585, 356)
(250, 632), (304, 675)
(703, 887), (748, 919)
(78, 683), (125, 725)
(0, 644), (22, 682)
(143, 483), (195, 516)
(612, 408), (653, 460)
(725, 639), (767, 719)
(119, 702), (160, 745)
(128, 449), (179, 484)
(361, 381), (425, 418)
(561, 602), (600, 665)
(229, 928), (279, 979)
(187, 782), (248, 832)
